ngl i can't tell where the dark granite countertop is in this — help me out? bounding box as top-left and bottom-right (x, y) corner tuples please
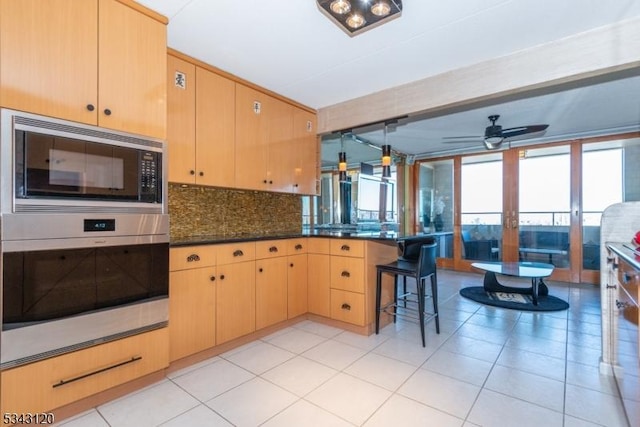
(170, 230), (402, 247)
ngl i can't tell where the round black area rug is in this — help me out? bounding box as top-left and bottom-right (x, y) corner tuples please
(460, 286), (569, 312)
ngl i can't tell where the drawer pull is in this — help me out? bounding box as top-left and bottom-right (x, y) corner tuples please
(341, 244), (350, 251)
(210, 276), (216, 282)
(341, 270), (351, 278)
(269, 246), (279, 253)
(295, 244), (303, 250)
(233, 250), (244, 257)
(341, 303), (351, 311)
(259, 268), (263, 273)
(290, 263), (294, 267)
(53, 356), (142, 388)
(220, 274), (225, 280)
(187, 254), (200, 262)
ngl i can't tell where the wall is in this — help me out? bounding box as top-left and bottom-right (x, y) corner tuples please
(168, 184), (302, 239)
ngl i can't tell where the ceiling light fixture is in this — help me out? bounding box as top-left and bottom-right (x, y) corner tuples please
(338, 133), (348, 182)
(317, 0), (402, 37)
(381, 122), (392, 178)
(371, 1), (391, 17)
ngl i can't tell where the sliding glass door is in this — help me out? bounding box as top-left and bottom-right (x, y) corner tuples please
(518, 146), (571, 271)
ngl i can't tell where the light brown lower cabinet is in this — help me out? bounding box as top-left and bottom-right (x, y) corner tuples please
(0, 328), (169, 415)
(307, 238), (331, 317)
(169, 267), (216, 362)
(216, 260), (256, 344)
(287, 253), (308, 318)
(255, 256), (288, 330)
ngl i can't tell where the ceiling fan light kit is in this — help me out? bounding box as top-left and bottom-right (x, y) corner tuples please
(317, 0), (402, 36)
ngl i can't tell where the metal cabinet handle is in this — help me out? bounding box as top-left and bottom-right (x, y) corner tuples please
(269, 246), (278, 253)
(259, 268), (263, 273)
(295, 244), (303, 250)
(103, 108), (112, 116)
(616, 300), (630, 309)
(219, 274), (225, 280)
(341, 271), (350, 278)
(86, 104), (95, 111)
(53, 356), (141, 388)
(187, 254), (200, 262)
(341, 303), (351, 311)
(341, 244), (350, 251)
(233, 250), (244, 257)
(290, 263), (294, 267)
(210, 276), (216, 282)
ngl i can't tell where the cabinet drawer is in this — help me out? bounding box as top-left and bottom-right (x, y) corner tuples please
(217, 242), (256, 264)
(307, 238), (330, 254)
(1, 328), (169, 415)
(330, 257), (365, 293)
(330, 289), (365, 326)
(619, 260), (639, 307)
(286, 238), (308, 255)
(330, 239), (364, 258)
(170, 246), (216, 271)
(255, 240), (286, 259)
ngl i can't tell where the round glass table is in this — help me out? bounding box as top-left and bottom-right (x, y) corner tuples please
(471, 261), (554, 305)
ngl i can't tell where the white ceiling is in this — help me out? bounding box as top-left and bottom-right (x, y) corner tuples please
(138, 0), (640, 162)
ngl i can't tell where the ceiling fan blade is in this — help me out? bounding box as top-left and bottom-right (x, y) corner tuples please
(442, 139), (482, 144)
(501, 124), (549, 138)
(442, 135), (483, 140)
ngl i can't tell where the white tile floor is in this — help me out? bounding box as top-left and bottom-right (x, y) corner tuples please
(55, 270), (638, 427)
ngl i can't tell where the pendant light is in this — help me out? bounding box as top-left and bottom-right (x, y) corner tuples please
(381, 123), (392, 178)
(338, 133), (348, 182)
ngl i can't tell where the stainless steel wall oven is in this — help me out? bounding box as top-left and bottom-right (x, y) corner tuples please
(0, 109), (169, 369)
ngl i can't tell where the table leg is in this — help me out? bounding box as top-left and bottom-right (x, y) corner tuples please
(483, 272), (546, 306)
(531, 277), (538, 306)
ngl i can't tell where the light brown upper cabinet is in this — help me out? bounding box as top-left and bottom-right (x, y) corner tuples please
(167, 55), (196, 183)
(292, 108), (319, 195)
(0, 0), (166, 139)
(235, 84), (294, 192)
(167, 55), (236, 186)
(195, 67), (236, 187)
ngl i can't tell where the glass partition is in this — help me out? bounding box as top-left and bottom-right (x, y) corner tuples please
(518, 146), (570, 268)
(461, 154), (503, 261)
(418, 159), (453, 257)
(581, 138), (639, 270)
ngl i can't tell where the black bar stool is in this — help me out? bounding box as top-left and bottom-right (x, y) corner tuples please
(375, 242), (439, 347)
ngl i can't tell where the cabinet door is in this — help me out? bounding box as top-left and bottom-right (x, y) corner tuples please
(195, 67), (236, 187)
(266, 99), (294, 192)
(255, 257), (288, 329)
(235, 84), (270, 190)
(167, 55), (196, 184)
(287, 254), (308, 318)
(216, 261), (256, 344)
(292, 108), (318, 195)
(169, 268), (216, 361)
(98, 0), (166, 138)
(0, 0), (98, 124)
(307, 253), (330, 317)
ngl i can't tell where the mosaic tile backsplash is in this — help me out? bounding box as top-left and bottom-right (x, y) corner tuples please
(169, 183), (302, 239)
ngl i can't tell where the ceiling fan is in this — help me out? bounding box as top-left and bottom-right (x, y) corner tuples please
(444, 115), (549, 150)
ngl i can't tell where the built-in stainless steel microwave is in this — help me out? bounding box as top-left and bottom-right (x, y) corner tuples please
(1, 109), (166, 215)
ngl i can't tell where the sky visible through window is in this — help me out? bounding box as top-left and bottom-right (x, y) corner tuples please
(461, 149), (623, 226)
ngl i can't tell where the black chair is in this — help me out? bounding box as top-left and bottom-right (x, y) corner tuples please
(461, 230), (499, 261)
(375, 243), (439, 347)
